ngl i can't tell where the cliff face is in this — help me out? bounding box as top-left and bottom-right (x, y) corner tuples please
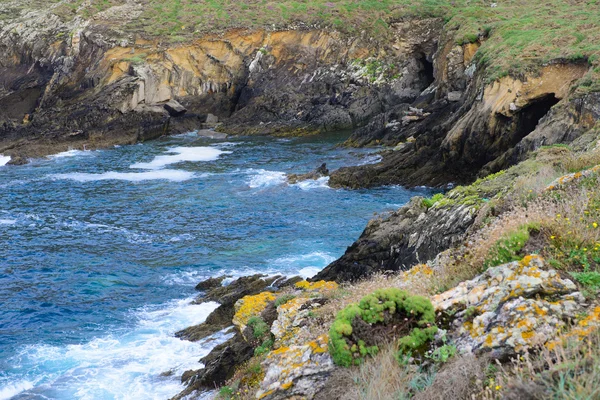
(0, 7), (443, 161)
(329, 55), (596, 188)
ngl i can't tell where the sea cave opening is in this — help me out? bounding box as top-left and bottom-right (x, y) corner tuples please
(417, 53), (435, 88)
(513, 93), (560, 142)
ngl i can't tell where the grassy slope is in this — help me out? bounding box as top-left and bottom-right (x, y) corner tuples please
(10, 0), (600, 89)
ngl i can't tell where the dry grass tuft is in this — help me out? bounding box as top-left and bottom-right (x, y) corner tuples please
(479, 328), (600, 400)
(350, 343), (418, 400)
(413, 355), (487, 400)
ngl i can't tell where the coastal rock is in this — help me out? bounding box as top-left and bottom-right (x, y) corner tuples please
(313, 197), (478, 282)
(256, 334), (334, 400)
(176, 275), (280, 342)
(432, 255), (585, 359)
(174, 332), (254, 399)
(545, 164), (600, 191)
(271, 297), (325, 348)
(194, 275), (227, 291)
(287, 163), (329, 184)
(163, 100), (187, 117)
(233, 291), (277, 337)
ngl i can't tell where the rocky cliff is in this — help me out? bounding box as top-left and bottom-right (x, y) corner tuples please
(0, 4), (443, 162)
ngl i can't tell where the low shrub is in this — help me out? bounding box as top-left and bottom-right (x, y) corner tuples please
(329, 288), (437, 367)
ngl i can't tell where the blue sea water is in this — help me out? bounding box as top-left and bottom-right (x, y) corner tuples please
(0, 132), (427, 399)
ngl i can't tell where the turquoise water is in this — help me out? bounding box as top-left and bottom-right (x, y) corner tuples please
(0, 132), (426, 399)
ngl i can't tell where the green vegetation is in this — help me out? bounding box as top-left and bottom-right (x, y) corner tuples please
(14, 1), (598, 87)
(426, 344), (457, 364)
(572, 271), (600, 290)
(274, 294), (295, 307)
(254, 338), (274, 356)
(483, 224), (537, 269)
(329, 288), (437, 367)
(247, 316), (269, 339)
(422, 193), (445, 208)
(123, 54), (147, 65)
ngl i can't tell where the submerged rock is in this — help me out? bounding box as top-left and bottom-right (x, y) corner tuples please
(287, 163), (329, 184)
(432, 255), (585, 359)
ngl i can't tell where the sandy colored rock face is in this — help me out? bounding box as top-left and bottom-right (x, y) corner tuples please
(432, 255), (585, 359)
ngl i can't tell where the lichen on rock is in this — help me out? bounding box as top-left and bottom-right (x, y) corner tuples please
(256, 334), (333, 400)
(233, 292), (277, 336)
(294, 280), (338, 291)
(432, 255), (585, 359)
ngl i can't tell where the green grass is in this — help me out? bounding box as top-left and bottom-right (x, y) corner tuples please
(483, 224), (537, 270)
(8, 0), (600, 88)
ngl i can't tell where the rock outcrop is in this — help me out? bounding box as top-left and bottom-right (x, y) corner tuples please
(432, 255), (586, 360)
(257, 335), (334, 400)
(330, 59), (594, 189)
(313, 196), (478, 282)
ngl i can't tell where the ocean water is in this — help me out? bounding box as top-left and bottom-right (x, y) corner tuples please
(0, 132), (427, 399)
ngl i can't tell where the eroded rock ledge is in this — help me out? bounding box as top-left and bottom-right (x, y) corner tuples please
(0, 12), (443, 162)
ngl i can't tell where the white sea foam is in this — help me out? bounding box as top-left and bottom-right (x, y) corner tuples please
(0, 155), (11, 166)
(130, 147), (230, 170)
(49, 170), (195, 182)
(270, 251), (336, 276)
(358, 154), (383, 165)
(8, 298), (230, 400)
(0, 379), (35, 400)
(292, 176), (330, 191)
(50, 149), (95, 159)
(0, 219), (17, 225)
(246, 169), (287, 188)
(298, 267), (322, 279)
(210, 142), (242, 148)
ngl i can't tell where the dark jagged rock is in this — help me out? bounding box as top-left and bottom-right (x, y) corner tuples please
(312, 197), (478, 282)
(194, 275), (227, 291)
(287, 163), (329, 184)
(271, 275), (303, 288)
(176, 274), (281, 342)
(175, 303), (234, 342)
(172, 332), (254, 400)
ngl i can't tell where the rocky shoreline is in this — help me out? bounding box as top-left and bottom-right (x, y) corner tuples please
(4, 8), (597, 188)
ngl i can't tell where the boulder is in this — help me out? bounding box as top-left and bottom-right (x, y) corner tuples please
(257, 334), (334, 400)
(432, 255), (585, 359)
(163, 100), (187, 117)
(205, 113), (219, 124)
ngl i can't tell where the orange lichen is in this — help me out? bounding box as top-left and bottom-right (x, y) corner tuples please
(546, 306), (600, 350)
(295, 280), (338, 291)
(233, 291), (277, 328)
(484, 334), (494, 347)
(521, 330), (535, 341)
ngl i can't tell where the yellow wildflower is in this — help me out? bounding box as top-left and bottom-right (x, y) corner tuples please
(593, 222), (598, 228)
